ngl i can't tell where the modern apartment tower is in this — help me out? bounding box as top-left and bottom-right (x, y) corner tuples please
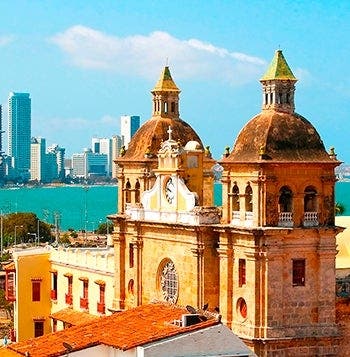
(8, 92), (31, 181)
(120, 115), (140, 149)
(0, 105), (5, 180)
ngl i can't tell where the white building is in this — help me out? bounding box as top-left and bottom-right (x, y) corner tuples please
(72, 149), (107, 179)
(120, 115), (140, 149)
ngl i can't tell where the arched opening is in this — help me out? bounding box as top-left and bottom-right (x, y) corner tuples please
(304, 186), (317, 212)
(304, 186), (318, 227)
(279, 186), (293, 212)
(125, 178), (131, 203)
(245, 184), (253, 212)
(135, 179), (140, 203)
(231, 183), (240, 222)
(232, 184), (240, 210)
(278, 186), (293, 227)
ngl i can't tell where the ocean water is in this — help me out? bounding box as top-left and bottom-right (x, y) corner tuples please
(0, 185), (118, 231)
(0, 182), (348, 230)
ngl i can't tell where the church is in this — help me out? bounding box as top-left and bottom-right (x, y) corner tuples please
(111, 50), (342, 355)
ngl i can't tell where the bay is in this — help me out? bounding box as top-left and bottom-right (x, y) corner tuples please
(0, 185), (117, 231)
(0, 182), (348, 231)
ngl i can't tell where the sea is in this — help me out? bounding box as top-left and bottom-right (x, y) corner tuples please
(0, 182), (348, 231)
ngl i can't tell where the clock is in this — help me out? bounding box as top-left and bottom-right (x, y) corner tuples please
(165, 178), (175, 204)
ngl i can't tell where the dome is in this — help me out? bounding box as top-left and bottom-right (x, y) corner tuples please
(122, 117), (203, 160)
(225, 110), (332, 162)
(184, 140), (202, 151)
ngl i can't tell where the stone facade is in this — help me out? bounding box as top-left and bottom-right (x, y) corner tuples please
(110, 52), (343, 356)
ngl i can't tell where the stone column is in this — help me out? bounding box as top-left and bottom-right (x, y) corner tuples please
(112, 216), (126, 310)
(217, 233), (233, 328)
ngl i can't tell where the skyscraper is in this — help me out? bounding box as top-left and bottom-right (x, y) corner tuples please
(8, 92), (31, 180)
(0, 105), (5, 180)
(120, 115), (140, 149)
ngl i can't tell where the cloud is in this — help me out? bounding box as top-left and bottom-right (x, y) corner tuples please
(0, 35), (15, 46)
(50, 25), (266, 85)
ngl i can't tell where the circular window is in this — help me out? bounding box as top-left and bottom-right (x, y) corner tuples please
(159, 260), (178, 304)
(237, 297), (247, 319)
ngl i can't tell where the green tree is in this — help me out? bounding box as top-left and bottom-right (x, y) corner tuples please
(2, 212), (53, 245)
(0, 289), (13, 319)
(335, 202), (345, 216)
(96, 221), (113, 235)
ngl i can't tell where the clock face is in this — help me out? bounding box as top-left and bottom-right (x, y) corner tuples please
(165, 178), (175, 204)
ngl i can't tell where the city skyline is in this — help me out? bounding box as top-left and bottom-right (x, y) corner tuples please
(0, 1), (349, 162)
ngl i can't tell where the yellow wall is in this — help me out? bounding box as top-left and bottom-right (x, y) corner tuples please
(14, 249), (51, 342)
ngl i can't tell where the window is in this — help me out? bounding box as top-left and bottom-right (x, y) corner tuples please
(129, 243), (134, 268)
(135, 179), (140, 203)
(34, 321), (44, 337)
(245, 184), (253, 212)
(238, 259), (246, 287)
(51, 271), (57, 300)
(231, 184), (240, 211)
(95, 280), (106, 314)
(292, 259), (305, 286)
(237, 297), (247, 319)
(65, 274), (73, 305)
(79, 277), (89, 310)
(279, 186), (293, 212)
(159, 260), (178, 304)
(304, 186), (317, 212)
(32, 280), (41, 302)
(125, 179), (131, 203)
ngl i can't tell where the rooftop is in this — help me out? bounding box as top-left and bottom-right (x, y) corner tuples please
(5, 303), (221, 357)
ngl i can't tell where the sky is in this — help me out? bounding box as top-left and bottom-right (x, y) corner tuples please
(0, 0), (349, 163)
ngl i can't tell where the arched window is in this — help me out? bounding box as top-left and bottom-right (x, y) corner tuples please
(304, 186), (317, 212)
(135, 179), (140, 203)
(278, 186), (293, 212)
(125, 178), (131, 203)
(245, 184), (253, 212)
(231, 184), (240, 211)
(157, 259), (178, 304)
(171, 102), (175, 113)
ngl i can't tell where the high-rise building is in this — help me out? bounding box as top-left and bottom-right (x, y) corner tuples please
(30, 137), (46, 182)
(92, 136), (123, 178)
(111, 135), (122, 179)
(120, 115), (140, 149)
(47, 144), (65, 181)
(8, 92), (31, 181)
(0, 105), (5, 180)
(72, 149), (107, 179)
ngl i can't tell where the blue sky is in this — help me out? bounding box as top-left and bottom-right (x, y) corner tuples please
(0, 0), (349, 163)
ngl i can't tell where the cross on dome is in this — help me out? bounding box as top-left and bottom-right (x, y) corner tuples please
(167, 126), (173, 140)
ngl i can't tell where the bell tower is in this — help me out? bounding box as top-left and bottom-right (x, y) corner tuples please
(151, 66), (180, 119)
(260, 49), (297, 114)
(219, 50), (341, 355)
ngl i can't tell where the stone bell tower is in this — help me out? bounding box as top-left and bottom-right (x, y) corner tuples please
(218, 50), (342, 356)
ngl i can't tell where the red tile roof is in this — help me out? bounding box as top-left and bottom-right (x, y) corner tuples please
(7, 303), (219, 357)
(3, 261), (15, 271)
(50, 308), (99, 326)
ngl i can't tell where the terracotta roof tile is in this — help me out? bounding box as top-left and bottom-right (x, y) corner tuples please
(50, 308), (99, 326)
(3, 262), (15, 271)
(8, 303), (219, 357)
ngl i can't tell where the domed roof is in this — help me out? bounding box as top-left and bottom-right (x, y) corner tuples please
(225, 110), (332, 162)
(122, 117), (202, 160)
(120, 66), (203, 161)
